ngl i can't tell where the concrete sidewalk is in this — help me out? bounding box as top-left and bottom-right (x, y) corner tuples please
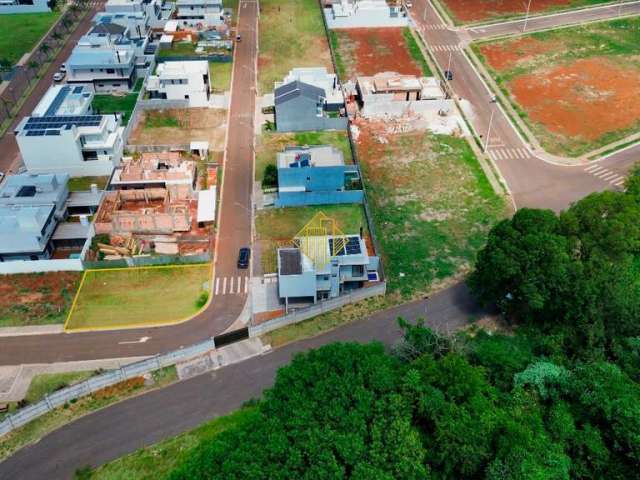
(0, 357), (148, 403)
(0, 325), (64, 338)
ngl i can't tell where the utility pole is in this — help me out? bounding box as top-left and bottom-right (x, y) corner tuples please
(423, 4), (427, 21)
(523, 0), (532, 32)
(447, 50), (453, 74)
(484, 107), (495, 152)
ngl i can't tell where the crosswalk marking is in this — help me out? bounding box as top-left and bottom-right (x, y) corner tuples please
(430, 44), (462, 52)
(212, 276), (250, 296)
(583, 164), (625, 188)
(423, 24), (447, 30)
(487, 147), (530, 162)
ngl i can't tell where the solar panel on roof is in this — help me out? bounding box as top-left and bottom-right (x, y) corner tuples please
(26, 130), (45, 136)
(44, 86), (71, 117)
(23, 115), (102, 130)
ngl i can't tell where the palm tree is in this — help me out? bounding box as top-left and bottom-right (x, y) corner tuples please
(40, 43), (52, 61)
(26, 60), (39, 81)
(52, 31), (63, 46)
(61, 15), (73, 33)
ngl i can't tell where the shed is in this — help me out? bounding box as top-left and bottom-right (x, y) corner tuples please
(197, 187), (217, 224)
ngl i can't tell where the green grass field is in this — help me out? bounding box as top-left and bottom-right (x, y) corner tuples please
(209, 61), (233, 92)
(255, 130), (353, 183)
(472, 17), (640, 157)
(91, 79), (142, 126)
(79, 407), (257, 480)
(256, 204), (367, 273)
(65, 265), (211, 331)
(67, 176), (110, 192)
(257, 0), (333, 93)
(25, 371), (94, 404)
(0, 11), (60, 66)
(358, 130), (507, 298)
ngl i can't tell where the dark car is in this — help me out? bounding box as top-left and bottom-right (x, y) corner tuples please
(236, 34), (241, 42)
(237, 247), (250, 269)
(444, 70), (454, 81)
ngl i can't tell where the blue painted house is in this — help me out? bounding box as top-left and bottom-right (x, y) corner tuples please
(275, 145), (363, 207)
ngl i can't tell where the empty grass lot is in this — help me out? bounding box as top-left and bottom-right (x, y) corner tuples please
(0, 11), (60, 66)
(255, 130), (353, 184)
(91, 79), (143, 126)
(257, 0), (333, 93)
(255, 204), (367, 274)
(79, 407), (257, 480)
(357, 128), (508, 298)
(65, 265), (211, 331)
(67, 176), (110, 191)
(209, 61), (233, 92)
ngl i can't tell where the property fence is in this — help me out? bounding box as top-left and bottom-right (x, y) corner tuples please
(157, 54), (232, 63)
(125, 143), (191, 154)
(249, 282), (387, 337)
(0, 338), (217, 438)
(317, 0), (386, 282)
(83, 252), (211, 269)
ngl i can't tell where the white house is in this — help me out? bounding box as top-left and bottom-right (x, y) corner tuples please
(14, 85), (124, 177)
(324, 0), (408, 28)
(146, 60), (212, 107)
(0, 0), (50, 14)
(104, 0), (173, 29)
(175, 0), (225, 29)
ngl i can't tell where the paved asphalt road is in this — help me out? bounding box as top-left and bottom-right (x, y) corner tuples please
(467, 0), (640, 39)
(0, 1), (105, 175)
(0, 282), (481, 479)
(413, 0), (639, 212)
(0, 0), (258, 366)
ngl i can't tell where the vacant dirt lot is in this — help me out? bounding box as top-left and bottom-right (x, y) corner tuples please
(0, 272), (81, 327)
(331, 28), (422, 79)
(474, 17), (640, 156)
(440, 0), (609, 23)
(129, 108), (228, 150)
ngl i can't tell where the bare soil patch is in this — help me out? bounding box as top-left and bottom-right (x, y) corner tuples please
(333, 28), (422, 79)
(509, 57), (640, 141)
(479, 37), (557, 72)
(129, 108), (228, 150)
(442, 0), (573, 23)
(0, 272), (81, 326)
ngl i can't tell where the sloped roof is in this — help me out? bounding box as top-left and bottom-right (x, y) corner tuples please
(274, 80), (325, 106)
(91, 22), (127, 36)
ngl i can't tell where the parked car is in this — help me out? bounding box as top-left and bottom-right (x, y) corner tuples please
(0, 172), (4, 183)
(59, 63), (66, 73)
(237, 247), (250, 269)
(53, 71), (65, 82)
(444, 70), (454, 81)
(236, 34), (241, 42)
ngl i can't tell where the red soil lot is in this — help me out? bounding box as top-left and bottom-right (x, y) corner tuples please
(478, 37), (556, 71)
(336, 28), (422, 78)
(442, 0), (573, 23)
(509, 57), (640, 140)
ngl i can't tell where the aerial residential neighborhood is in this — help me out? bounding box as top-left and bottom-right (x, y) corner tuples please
(1, 0), (640, 478)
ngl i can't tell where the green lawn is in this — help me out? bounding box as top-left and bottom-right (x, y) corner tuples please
(143, 111), (181, 128)
(78, 407), (257, 480)
(65, 265), (211, 331)
(0, 11), (60, 67)
(255, 130), (353, 184)
(258, 0), (333, 93)
(472, 17), (640, 157)
(91, 79), (142, 126)
(209, 61), (233, 92)
(1, 367), (177, 463)
(358, 130), (507, 298)
(256, 204), (367, 273)
(67, 176), (110, 192)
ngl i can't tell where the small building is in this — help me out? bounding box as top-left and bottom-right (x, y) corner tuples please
(274, 77), (347, 132)
(277, 235), (379, 306)
(356, 72), (446, 117)
(275, 145), (363, 207)
(324, 0), (408, 29)
(93, 11), (151, 40)
(146, 60), (212, 107)
(109, 151), (197, 194)
(175, 0), (225, 29)
(14, 84), (125, 177)
(0, 173), (69, 261)
(0, 0), (50, 15)
(104, 0), (172, 29)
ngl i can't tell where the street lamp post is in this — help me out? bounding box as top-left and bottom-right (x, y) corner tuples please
(484, 107), (495, 152)
(523, 0), (533, 32)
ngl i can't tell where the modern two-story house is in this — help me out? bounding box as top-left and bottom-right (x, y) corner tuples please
(175, 0), (225, 29)
(15, 85), (125, 177)
(146, 60), (212, 107)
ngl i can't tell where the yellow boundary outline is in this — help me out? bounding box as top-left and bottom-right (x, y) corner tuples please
(64, 263), (214, 333)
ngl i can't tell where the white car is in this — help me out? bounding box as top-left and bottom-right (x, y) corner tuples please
(53, 71), (65, 82)
(59, 63), (67, 73)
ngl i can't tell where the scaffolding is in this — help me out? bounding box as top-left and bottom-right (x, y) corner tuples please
(293, 211), (347, 270)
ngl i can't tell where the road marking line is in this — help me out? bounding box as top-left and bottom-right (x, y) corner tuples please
(613, 179), (625, 187)
(589, 166), (607, 175)
(594, 170), (612, 178)
(222, 277), (227, 295)
(601, 172), (619, 181)
(506, 149), (515, 159)
(487, 151), (496, 161)
(609, 175), (625, 183)
(584, 164), (602, 173)
(230, 276), (236, 294)
(215, 277), (220, 295)
(495, 149), (505, 160)
(244, 276), (249, 293)
(237, 276), (241, 294)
